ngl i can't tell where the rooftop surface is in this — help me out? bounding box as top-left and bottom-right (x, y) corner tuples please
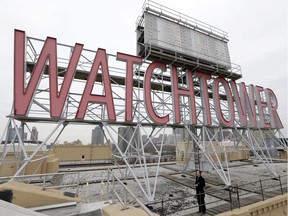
(35, 160), (287, 215)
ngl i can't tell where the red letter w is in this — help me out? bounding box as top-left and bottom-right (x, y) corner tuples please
(14, 30), (83, 118)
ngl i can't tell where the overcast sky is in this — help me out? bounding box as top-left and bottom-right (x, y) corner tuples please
(0, 0), (287, 144)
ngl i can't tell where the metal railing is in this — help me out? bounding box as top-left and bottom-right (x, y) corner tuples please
(141, 39), (242, 77)
(138, 0), (229, 41)
(148, 175), (285, 215)
(152, 186), (230, 215)
(236, 175), (285, 199)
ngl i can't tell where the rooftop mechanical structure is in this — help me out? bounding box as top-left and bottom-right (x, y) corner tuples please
(136, 0), (242, 80)
(0, 0), (286, 202)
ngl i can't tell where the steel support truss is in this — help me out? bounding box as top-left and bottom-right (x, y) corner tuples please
(175, 126), (286, 187)
(0, 116), (66, 179)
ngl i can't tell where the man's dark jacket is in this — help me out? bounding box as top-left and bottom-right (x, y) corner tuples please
(196, 175), (205, 194)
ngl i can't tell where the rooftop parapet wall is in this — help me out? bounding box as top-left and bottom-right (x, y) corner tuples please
(53, 145), (112, 162)
(217, 194), (287, 216)
(0, 152), (59, 177)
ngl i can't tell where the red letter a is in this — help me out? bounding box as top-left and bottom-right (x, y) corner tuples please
(76, 48), (116, 121)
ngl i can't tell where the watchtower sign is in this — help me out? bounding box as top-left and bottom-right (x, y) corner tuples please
(14, 30), (283, 129)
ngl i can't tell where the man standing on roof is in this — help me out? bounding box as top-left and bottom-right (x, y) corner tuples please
(195, 170), (206, 214)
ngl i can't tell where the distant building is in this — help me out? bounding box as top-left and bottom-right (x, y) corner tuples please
(202, 127), (216, 141)
(6, 124), (16, 142)
(159, 134), (168, 143)
(6, 123), (27, 142)
(222, 129), (232, 141)
(164, 134), (168, 143)
(91, 126), (104, 145)
(175, 128), (184, 141)
(142, 135), (148, 144)
(30, 127), (38, 142)
(71, 139), (83, 145)
(166, 134), (174, 145)
(117, 127), (138, 153)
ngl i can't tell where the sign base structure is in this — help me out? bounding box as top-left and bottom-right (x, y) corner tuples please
(1, 1), (287, 201)
(175, 126), (287, 185)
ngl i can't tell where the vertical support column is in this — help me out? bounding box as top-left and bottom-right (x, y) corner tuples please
(194, 127), (200, 171)
(112, 173), (115, 204)
(259, 179), (264, 201)
(76, 172), (80, 195)
(236, 185), (240, 208)
(237, 128), (278, 178)
(229, 187), (233, 211)
(184, 125), (231, 186)
(106, 169), (110, 203)
(279, 175), (283, 195)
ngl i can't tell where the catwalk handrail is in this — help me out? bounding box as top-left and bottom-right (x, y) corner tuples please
(140, 0), (228, 40)
(236, 174), (285, 188)
(143, 38), (242, 76)
(148, 186), (232, 215)
(149, 175), (285, 215)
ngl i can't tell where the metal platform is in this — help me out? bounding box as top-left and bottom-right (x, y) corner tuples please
(136, 0), (242, 80)
(136, 45), (242, 80)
